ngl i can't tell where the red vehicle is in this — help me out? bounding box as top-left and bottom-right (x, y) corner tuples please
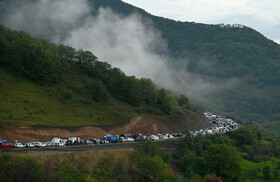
(0, 143), (13, 148)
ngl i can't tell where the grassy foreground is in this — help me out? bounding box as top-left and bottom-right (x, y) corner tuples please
(0, 67), (166, 126)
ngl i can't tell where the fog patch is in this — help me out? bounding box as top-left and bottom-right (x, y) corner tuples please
(2, 0), (238, 100)
(3, 0), (90, 42)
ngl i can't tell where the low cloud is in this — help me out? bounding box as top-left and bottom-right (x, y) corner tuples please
(3, 0), (90, 42)
(2, 0), (238, 102)
(64, 7), (237, 98)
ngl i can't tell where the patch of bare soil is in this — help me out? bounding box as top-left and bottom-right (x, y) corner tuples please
(0, 114), (210, 142)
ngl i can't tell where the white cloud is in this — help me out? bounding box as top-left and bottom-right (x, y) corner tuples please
(4, 0), (90, 42)
(122, 0), (280, 44)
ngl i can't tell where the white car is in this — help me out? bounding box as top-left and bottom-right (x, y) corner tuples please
(25, 142), (35, 148)
(14, 142), (25, 148)
(168, 134), (174, 138)
(44, 141), (52, 147)
(34, 142), (46, 147)
(149, 135), (159, 140)
(163, 134), (169, 139)
(120, 137), (128, 142)
(157, 134), (164, 139)
(127, 137), (134, 142)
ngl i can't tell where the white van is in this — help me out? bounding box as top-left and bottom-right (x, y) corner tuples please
(67, 137), (81, 143)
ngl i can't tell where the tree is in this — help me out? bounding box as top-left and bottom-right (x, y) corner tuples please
(75, 49), (97, 73)
(177, 149), (201, 179)
(226, 127), (255, 147)
(0, 154), (46, 182)
(135, 155), (172, 182)
(54, 162), (85, 182)
(262, 165), (272, 180)
(203, 144), (241, 182)
(61, 88), (74, 102)
(89, 80), (108, 102)
(177, 95), (191, 110)
(161, 93), (178, 115)
(92, 154), (115, 181)
(134, 140), (163, 158)
(128, 79), (157, 106)
(5, 38), (62, 84)
(204, 174), (223, 182)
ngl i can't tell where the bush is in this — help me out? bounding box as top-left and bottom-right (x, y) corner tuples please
(263, 165), (272, 180)
(61, 88), (74, 101)
(0, 154), (46, 182)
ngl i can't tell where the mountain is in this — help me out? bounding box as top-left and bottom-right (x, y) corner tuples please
(0, 0), (279, 123)
(0, 25), (207, 129)
(86, 0), (280, 124)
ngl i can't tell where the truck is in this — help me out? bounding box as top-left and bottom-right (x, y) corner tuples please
(106, 136), (119, 143)
(51, 137), (65, 147)
(66, 137), (83, 145)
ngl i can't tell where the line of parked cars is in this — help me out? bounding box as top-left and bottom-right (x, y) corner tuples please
(1, 112), (240, 149)
(0, 132), (183, 149)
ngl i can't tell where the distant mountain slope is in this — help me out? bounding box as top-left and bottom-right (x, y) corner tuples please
(81, 0), (280, 123)
(0, 0), (279, 123)
(88, 0), (280, 84)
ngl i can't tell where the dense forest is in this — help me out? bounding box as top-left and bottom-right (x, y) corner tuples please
(0, 0), (279, 123)
(1, 124), (280, 182)
(0, 24), (199, 123)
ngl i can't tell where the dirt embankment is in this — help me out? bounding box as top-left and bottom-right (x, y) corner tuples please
(0, 114), (210, 142)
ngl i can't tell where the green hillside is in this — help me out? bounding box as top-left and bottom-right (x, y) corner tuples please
(0, 0), (279, 123)
(86, 0), (280, 123)
(87, 0), (280, 83)
(0, 25), (200, 126)
(0, 67), (163, 126)
(262, 121), (280, 137)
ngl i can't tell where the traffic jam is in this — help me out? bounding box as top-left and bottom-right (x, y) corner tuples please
(0, 112), (239, 149)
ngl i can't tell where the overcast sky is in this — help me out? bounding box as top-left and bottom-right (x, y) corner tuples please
(122, 0), (280, 44)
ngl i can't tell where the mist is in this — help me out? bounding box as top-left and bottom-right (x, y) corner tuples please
(1, 0), (238, 101)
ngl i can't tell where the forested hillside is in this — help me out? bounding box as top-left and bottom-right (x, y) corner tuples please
(0, 25), (200, 126)
(0, 0), (279, 123)
(87, 0), (280, 84)
(85, 0), (280, 123)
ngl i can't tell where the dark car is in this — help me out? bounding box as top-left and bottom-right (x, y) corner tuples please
(65, 140), (73, 146)
(73, 140), (83, 145)
(100, 140), (109, 144)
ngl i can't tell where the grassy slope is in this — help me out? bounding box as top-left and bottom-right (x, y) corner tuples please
(0, 67), (167, 126)
(241, 158), (280, 181)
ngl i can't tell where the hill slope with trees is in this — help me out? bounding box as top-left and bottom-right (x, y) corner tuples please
(85, 0), (280, 124)
(0, 25), (202, 126)
(0, 0), (279, 123)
